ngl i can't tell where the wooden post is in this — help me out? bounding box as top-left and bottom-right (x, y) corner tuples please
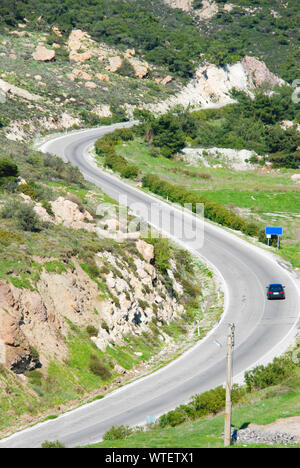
(224, 323), (234, 447)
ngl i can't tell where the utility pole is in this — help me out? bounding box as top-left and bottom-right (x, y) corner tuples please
(224, 323), (235, 447)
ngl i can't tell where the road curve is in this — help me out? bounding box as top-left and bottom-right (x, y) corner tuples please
(1, 124), (299, 448)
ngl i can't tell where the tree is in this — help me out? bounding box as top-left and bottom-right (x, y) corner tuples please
(0, 159), (19, 178)
(150, 113), (186, 158)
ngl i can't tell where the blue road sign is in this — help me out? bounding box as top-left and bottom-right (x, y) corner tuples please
(265, 226), (283, 236)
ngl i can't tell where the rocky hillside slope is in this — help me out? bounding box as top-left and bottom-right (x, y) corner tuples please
(0, 149), (221, 432)
(0, 22), (287, 142)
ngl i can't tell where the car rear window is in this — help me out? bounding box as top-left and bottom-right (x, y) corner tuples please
(270, 285), (282, 291)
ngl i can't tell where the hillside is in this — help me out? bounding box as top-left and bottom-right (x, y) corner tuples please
(0, 0), (298, 82)
(0, 0), (299, 443)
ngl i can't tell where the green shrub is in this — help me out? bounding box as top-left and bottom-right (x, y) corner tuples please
(86, 325), (98, 337)
(244, 356), (297, 392)
(0, 228), (22, 245)
(42, 200), (55, 217)
(159, 409), (187, 428)
(142, 174), (262, 241)
(19, 183), (39, 201)
(101, 321), (109, 332)
(191, 386), (226, 416)
(1, 200), (40, 232)
(117, 58), (136, 78)
(41, 440), (66, 448)
(103, 425), (133, 441)
(89, 354), (111, 380)
(26, 369), (43, 387)
(0, 159), (19, 178)
(95, 129), (139, 180)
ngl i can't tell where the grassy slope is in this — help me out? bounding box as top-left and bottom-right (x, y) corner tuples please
(0, 29), (180, 137)
(116, 139), (300, 268)
(85, 370), (300, 448)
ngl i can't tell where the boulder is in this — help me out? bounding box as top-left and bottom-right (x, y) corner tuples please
(128, 57), (149, 78)
(32, 45), (55, 62)
(106, 56), (123, 73)
(96, 73), (110, 82)
(161, 75), (173, 86)
(85, 81), (97, 89)
(136, 240), (154, 263)
(69, 51), (91, 63)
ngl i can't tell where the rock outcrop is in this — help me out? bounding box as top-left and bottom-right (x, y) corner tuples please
(0, 78), (43, 102)
(0, 239), (187, 371)
(32, 46), (56, 62)
(146, 57), (285, 114)
(163, 0), (193, 11)
(242, 56), (285, 89)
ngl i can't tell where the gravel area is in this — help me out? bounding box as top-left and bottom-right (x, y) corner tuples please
(232, 417), (300, 446)
(234, 428), (300, 446)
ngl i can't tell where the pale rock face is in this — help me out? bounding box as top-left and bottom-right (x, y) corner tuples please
(32, 45), (55, 62)
(67, 29), (92, 56)
(105, 55), (149, 78)
(136, 240), (154, 263)
(125, 48), (135, 58)
(92, 104), (112, 117)
(161, 75), (173, 86)
(128, 57), (149, 79)
(95, 73), (110, 82)
(163, 0), (193, 11)
(50, 197), (93, 224)
(85, 81), (97, 89)
(106, 56), (123, 73)
(0, 78), (42, 102)
(69, 51), (92, 63)
(242, 56), (285, 89)
(291, 174), (300, 183)
(0, 237), (188, 370)
(198, 0), (218, 19)
(72, 69), (92, 81)
(146, 58), (285, 114)
(52, 26), (62, 37)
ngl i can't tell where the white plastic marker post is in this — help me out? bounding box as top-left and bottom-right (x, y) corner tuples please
(224, 323), (235, 447)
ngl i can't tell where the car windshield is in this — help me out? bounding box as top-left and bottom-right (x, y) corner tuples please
(270, 285), (282, 291)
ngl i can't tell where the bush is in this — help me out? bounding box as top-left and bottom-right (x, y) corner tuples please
(159, 409), (187, 428)
(103, 425), (133, 441)
(1, 200), (41, 232)
(0, 158), (19, 178)
(191, 386), (226, 417)
(244, 356), (297, 392)
(41, 200), (55, 217)
(26, 369), (43, 387)
(86, 325), (98, 337)
(0, 228), (22, 245)
(117, 58), (136, 78)
(142, 174), (262, 241)
(89, 354), (111, 380)
(19, 183), (39, 201)
(95, 129), (139, 180)
(41, 440), (66, 448)
(65, 193), (84, 213)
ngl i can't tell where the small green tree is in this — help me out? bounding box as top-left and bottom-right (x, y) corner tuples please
(0, 159), (19, 178)
(41, 440), (66, 448)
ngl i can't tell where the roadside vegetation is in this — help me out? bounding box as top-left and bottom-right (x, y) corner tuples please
(0, 132), (223, 434)
(94, 92), (300, 268)
(85, 345), (300, 448)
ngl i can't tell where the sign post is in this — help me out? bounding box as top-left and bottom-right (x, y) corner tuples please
(265, 227), (283, 249)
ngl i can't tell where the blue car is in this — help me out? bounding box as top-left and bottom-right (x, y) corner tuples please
(267, 284), (285, 300)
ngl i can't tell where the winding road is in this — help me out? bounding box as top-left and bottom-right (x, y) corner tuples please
(1, 124), (299, 448)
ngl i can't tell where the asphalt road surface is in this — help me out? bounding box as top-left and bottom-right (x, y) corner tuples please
(1, 124), (299, 448)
